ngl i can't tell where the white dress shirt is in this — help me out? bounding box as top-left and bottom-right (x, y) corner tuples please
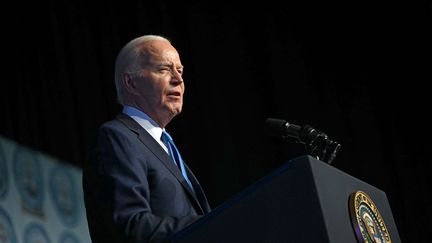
(122, 106), (169, 153)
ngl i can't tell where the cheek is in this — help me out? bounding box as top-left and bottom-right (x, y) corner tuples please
(149, 82), (166, 101)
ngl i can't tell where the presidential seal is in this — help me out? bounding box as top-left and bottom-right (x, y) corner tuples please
(349, 191), (391, 243)
(13, 147), (44, 216)
(49, 165), (79, 226)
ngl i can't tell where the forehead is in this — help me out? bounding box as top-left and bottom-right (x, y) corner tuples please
(139, 40), (182, 66)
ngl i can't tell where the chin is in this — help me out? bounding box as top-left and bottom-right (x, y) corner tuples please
(167, 106), (182, 116)
(172, 103), (183, 112)
(173, 107), (182, 115)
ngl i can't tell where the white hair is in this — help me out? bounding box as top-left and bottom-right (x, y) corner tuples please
(114, 35), (171, 104)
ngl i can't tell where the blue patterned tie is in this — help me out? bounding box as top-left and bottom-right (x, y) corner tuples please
(161, 131), (195, 192)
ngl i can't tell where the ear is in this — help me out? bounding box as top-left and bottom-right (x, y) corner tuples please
(123, 73), (139, 95)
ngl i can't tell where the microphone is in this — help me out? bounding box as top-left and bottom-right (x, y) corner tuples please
(265, 118), (341, 164)
(265, 118), (315, 144)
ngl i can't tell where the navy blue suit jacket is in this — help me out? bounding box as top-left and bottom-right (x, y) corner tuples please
(83, 114), (211, 243)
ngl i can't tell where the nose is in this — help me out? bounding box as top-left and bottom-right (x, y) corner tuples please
(170, 69), (183, 83)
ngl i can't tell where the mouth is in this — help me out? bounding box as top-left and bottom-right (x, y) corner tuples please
(167, 91), (182, 98)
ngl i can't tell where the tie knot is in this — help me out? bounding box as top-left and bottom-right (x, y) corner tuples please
(161, 130), (173, 143)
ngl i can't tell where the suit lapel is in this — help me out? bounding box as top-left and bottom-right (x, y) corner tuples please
(116, 114), (205, 214)
(184, 164), (211, 214)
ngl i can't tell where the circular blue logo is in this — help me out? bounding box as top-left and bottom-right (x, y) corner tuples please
(0, 206), (18, 243)
(13, 147), (44, 215)
(59, 231), (80, 243)
(49, 165), (79, 226)
(24, 223), (51, 243)
(0, 142), (8, 199)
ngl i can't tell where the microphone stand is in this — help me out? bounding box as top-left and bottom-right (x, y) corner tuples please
(303, 127), (341, 164)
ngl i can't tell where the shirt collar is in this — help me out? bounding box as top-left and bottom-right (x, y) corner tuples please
(122, 106), (164, 143)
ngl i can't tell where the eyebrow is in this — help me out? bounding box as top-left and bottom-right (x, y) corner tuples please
(157, 62), (184, 69)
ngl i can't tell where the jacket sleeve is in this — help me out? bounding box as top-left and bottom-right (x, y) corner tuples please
(83, 125), (201, 243)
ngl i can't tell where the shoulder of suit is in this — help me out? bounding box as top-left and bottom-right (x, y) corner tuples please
(98, 114), (142, 134)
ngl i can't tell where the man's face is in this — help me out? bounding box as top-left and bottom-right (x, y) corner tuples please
(129, 40), (185, 126)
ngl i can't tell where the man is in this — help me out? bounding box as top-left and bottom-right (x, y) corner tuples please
(83, 35), (211, 243)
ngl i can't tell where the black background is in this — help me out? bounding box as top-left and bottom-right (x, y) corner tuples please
(2, 1), (431, 241)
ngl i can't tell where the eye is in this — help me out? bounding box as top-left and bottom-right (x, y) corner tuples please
(158, 67), (170, 73)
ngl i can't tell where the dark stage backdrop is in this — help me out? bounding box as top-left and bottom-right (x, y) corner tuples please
(2, 1), (431, 241)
